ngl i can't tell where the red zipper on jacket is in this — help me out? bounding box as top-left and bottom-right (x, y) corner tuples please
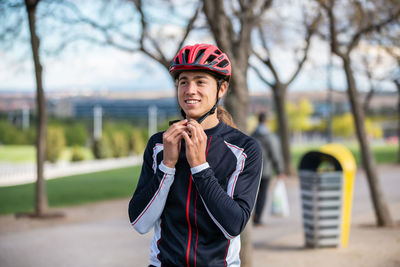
(186, 136), (212, 267)
(185, 173), (193, 267)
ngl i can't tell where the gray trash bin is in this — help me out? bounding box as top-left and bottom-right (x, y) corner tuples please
(298, 151), (343, 248)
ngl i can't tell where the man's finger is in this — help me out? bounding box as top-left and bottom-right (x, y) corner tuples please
(181, 131), (192, 146)
(164, 119), (188, 138)
(187, 121), (206, 143)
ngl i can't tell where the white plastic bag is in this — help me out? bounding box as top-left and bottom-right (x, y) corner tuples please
(270, 179), (290, 217)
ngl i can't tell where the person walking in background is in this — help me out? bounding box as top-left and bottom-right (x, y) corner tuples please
(251, 111), (285, 226)
(128, 43), (262, 267)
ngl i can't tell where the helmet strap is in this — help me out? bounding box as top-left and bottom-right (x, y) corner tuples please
(195, 79), (223, 124)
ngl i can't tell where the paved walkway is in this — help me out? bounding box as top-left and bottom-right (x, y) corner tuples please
(0, 165), (399, 267)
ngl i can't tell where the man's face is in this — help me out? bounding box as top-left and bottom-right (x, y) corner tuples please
(177, 71), (218, 120)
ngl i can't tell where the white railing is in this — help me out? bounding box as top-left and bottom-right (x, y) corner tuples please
(0, 156), (143, 187)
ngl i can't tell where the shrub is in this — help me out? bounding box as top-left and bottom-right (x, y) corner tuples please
(0, 121), (16, 144)
(71, 146), (86, 162)
(65, 123), (88, 146)
(110, 131), (129, 158)
(332, 113), (355, 138)
(130, 128), (146, 155)
(0, 120), (34, 145)
(92, 135), (113, 159)
(46, 126), (66, 163)
(25, 128), (36, 144)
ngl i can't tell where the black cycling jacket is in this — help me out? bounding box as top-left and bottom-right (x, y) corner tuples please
(129, 121), (262, 267)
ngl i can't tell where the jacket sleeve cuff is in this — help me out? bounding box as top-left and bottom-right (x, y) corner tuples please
(191, 162), (210, 175)
(160, 161), (176, 175)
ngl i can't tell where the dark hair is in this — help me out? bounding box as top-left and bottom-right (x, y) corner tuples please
(258, 112), (268, 123)
(218, 107), (237, 128)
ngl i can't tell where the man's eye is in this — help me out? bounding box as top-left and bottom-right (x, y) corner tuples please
(179, 81), (187, 86)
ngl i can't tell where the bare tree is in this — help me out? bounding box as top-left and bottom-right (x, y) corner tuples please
(201, 1), (273, 265)
(361, 54), (379, 113)
(354, 47), (387, 114)
(53, 0), (202, 81)
(397, 79), (400, 163)
(25, 0), (49, 217)
(383, 42), (400, 163)
(251, 1), (321, 175)
(202, 0), (273, 131)
(378, 25), (400, 164)
(397, 80), (400, 163)
(360, 18), (400, 162)
(318, 0), (399, 226)
(0, 0), (63, 218)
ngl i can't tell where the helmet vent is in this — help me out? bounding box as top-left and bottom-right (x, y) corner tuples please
(195, 49), (206, 63)
(214, 50), (222, 55)
(217, 59), (229, 68)
(184, 49), (190, 63)
(174, 57), (180, 64)
(205, 55), (217, 64)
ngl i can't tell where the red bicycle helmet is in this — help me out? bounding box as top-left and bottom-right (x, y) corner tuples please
(169, 43), (231, 82)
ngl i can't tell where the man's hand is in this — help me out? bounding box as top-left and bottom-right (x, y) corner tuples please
(163, 119), (188, 168)
(181, 119), (207, 168)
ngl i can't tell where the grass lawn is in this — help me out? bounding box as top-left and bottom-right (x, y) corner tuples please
(0, 145), (94, 163)
(0, 165), (141, 215)
(0, 145), (36, 162)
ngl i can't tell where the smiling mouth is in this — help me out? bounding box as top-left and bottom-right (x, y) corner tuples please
(185, 100), (200, 104)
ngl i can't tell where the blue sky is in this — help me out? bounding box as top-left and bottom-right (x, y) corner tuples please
(0, 0), (396, 95)
(0, 36), (338, 94)
(0, 45), (175, 92)
(0, 0), (333, 94)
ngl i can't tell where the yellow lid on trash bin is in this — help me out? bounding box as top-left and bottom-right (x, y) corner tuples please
(320, 143), (356, 174)
(319, 143), (356, 248)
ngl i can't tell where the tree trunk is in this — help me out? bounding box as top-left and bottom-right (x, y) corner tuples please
(25, 0), (48, 216)
(272, 84), (293, 175)
(224, 58), (252, 267)
(395, 80), (400, 164)
(239, 220), (252, 267)
(225, 66), (249, 132)
(342, 56), (393, 226)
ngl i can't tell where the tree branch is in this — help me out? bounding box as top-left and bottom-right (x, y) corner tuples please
(256, 0), (273, 18)
(349, 6), (400, 53)
(253, 48), (280, 85)
(249, 63), (273, 87)
(203, 0), (235, 54)
(287, 12), (321, 85)
(320, 0), (344, 58)
(174, 2), (202, 60)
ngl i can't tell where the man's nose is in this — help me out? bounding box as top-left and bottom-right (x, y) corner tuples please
(185, 81), (196, 94)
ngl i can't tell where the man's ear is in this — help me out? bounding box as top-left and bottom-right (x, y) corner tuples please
(218, 81), (228, 98)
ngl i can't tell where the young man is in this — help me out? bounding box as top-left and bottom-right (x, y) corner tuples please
(129, 43), (262, 267)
